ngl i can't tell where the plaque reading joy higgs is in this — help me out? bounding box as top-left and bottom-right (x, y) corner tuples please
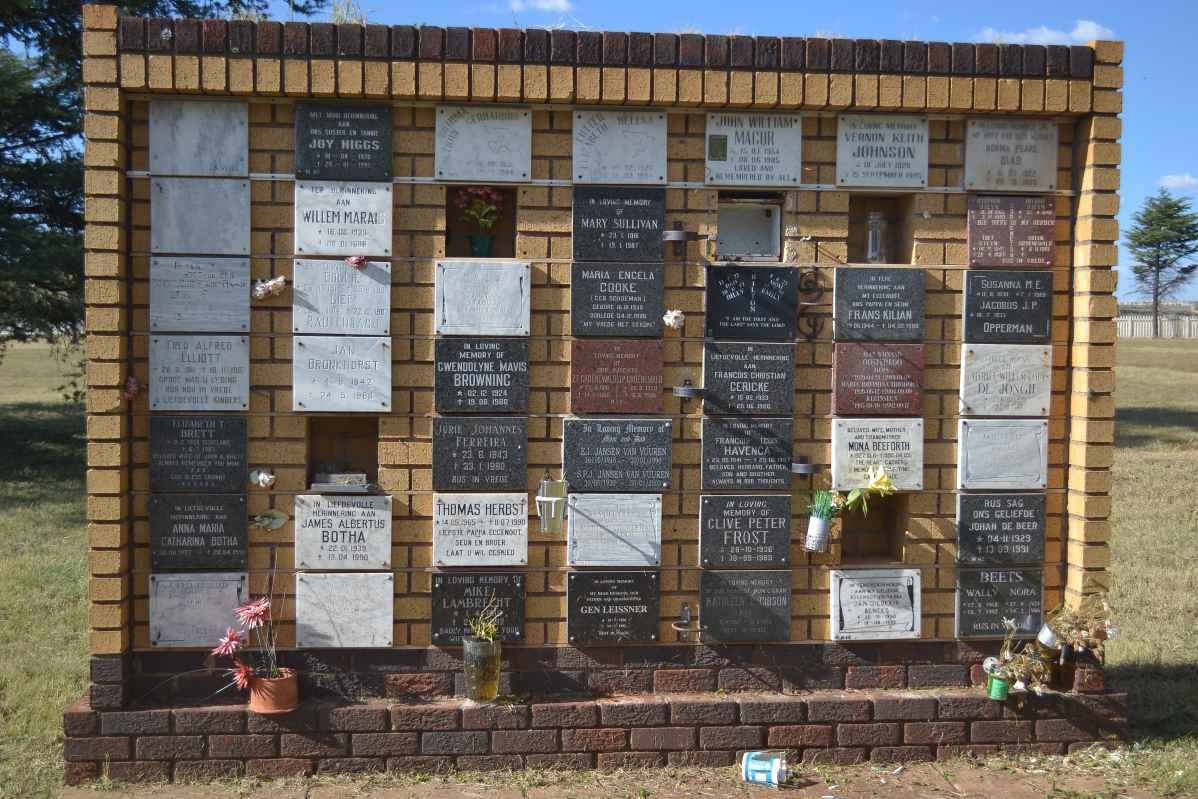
(292, 335), (391, 412)
(701, 570), (791, 642)
(433, 492), (529, 567)
(831, 568), (921, 641)
(433, 417), (527, 492)
(562, 418), (672, 492)
(834, 268), (925, 342)
(567, 571), (659, 644)
(149, 335), (249, 412)
(294, 181), (392, 257)
(968, 195), (1055, 267)
(965, 118), (1058, 193)
(705, 113), (803, 187)
(705, 266), (800, 341)
(150, 416), (246, 493)
(699, 494), (791, 567)
(150, 257), (250, 333)
(964, 270), (1053, 343)
(956, 493), (1046, 565)
(295, 104), (392, 181)
(292, 259), (391, 335)
(572, 187), (666, 262)
(836, 114), (929, 188)
(432, 572), (525, 644)
(573, 110), (667, 185)
(435, 105), (532, 183)
(150, 494), (247, 570)
(833, 343), (924, 416)
(294, 494), (392, 571)
(435, 339), (529, 413)
(571, 339), (664, 414)
(703, 342), (795, 416)
(956, 568), (1044, 639)
(571, 262), (665, 336)
(701, 417), (794, 490)
(832, 418), (923, 491)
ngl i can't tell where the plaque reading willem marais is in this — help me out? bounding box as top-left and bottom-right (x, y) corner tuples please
(968, 195), (1056, 267)
(571, 262), (665, 336)
(433, 492), (529, 567)
(699, 495), (791, 567)
(150, 572), (246, 647)
(705, 266), (799, 340)
(701, 570), (791, 642)
(294, 494), (392, 570)
(832, 418), (924, 491)
(701, 417), (794, 490)
(567, 571), (659, 644)
(703, 342), (795, 416)
(562, 418), (672, 492)
(150, 257), (250, 333)
(433, 417), (527, 492)
(956, 493), (1046, 564)
(831, 568), (921, 641)
(705, 113), (803, 186)
(292, 335), (391, 412)
(294, 181), (392, 257)
(150, 494), (247, 570)
(292, 259), (391, 335)
(295, 104), (392, 181)
(431, 573), (525, 644)
(435, 106), (532, 183)
(572, 188), (666, 262)
(837, 115), (929, 188)
(150, 416), (246, 493)
(435, 260), (531, 336)
(965, 119), (1058, 193)
(434, 339), (529, 413)
(567, 493), (662, 567)
(149, 335), (249, 411)
(958, 419), (1048, 490)
(956, 568), (1044, 639)
(573, 110), (667, 184)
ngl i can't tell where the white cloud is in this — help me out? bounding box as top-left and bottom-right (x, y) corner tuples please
(1160, 174), (1198, 192)
(976, 19), (1114, 45)
(510, 0), (572, 11)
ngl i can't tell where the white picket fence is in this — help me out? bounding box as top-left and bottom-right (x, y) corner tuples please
(1116, 314), (1198, 338)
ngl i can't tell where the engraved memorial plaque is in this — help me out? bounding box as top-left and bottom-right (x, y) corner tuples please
(149, 335), (249, 411)
(957, 419), (1048, 490)
(965, 119), (1058, 193)
(149, 100), (248, 177)
(435, 339), (529, 413)
(295, 103), (392, 181)
(433, 492), (529, 566)
(573, 110), (667, 185)
(433, 417), (527, 491)
(699, 495), (791, 567)
(832, 343), (924, 416)
(567, 494), (662, 566)
(705, 113), (803, 186)
(700, 570), (791, 642)
(572, 187), (666, 262)
(150, 416), (246, 493)
(150, 494), (247, 570)
(703, 342), (795, 416)
(150, 257), (250, 333)
(837, 114), (929, 188)
(293, 259), (391, 335)
(295, 494), (392, 570)
(834, 268), (925, 342)
(562, 418), (672, 492)
(830, 568), (921, 641)
(571, 262), (665, 336)
(701, 417), (794, 490)
(960, 344), (1052, 417)
(832, 418), (923, 491)
(431, 572), (525, 644)
(571, 339), (664, 414)
(705, 266), (799, 341)
(956, 494), (1046, 565)
(149, 572), (246, 647)
(956, 567), (1044, 638)
(292, 335), (391, 412)
(294, 181), (392, 257)
(964, 270), (1053, 343)
(968, 195), (1056, 267)
(296, 572), (394, 648)
(435, 260), (531, 336)
(435, 105), (532, 182)
(151, 178), (250, 256)
(567, 571), (659, 644)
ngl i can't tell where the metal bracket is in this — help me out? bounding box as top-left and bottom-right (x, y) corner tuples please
(791, 455), (823, 476)
(663, 222), (709, 258)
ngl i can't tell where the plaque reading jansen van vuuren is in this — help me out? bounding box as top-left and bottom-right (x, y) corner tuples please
(705, 113), (803, 186)
(294, 181), (392, 257)
(701, 417), (794, 490)
(837, 114), (929, 188)
(956, 568), (1044, 638)
(956, 493), (1046, 564)
(431, 572), (525, 644)
(964, 270), (1053, 344)
(705, 266), (799, 341)
(699, 494), (791, 567)
(834, 268), (925, 342)
(967, 195), (1056, 267)
(149, 335), (249, 412)
(150, 415), (246, 493)
(435, 339), (529, 413)
(295, 103), (392, 181)
(433, 417), (527, 492)
(701, 570), (792, 642)
(570, 262), (665, 336)
(149, 257), (250, 333)
(292, 335), (391, 412)
(433, 492), (528, 567)
(567, 571), (659, 644)
(562, 418), (672, 492)
(150, 494), (247, 570)
(295, 494), (392, 570)
(573, 110), (667, 185)
(703, 342), (795, 415)
(567, 493), (662, 567)
(292, 259), (391, 335)
(435, 105), (532, 183)
(572, 187), (666, 262)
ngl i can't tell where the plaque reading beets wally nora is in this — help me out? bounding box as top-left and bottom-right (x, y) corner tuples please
(572, 187), (666, 262)
(562, 418), (672, 492)
(964, 270), (1053, 343)
(435, 106), (532, 183)
(703, 342), (795, 416)
(701, 417), (793, 490)
(573, 110), (667, 185)
(968, 195), (1056, 267)
(701, 570), (791, 642)
(567, 571), (660, 644)
(699, 494), (791, 567)
(433, 417), (527, 492)
(959, 343), (1052, 417)
(834, 267), (925, 342)
(150, 494), (247, 570)
(571, 339), (664, 414)
(567, 493), (662, 566)
(292, 259), (391, 336)
(830, 568), (921, 641)
(294, 494), (392, 570)
(832, 343), (924, 416)
(832, 418), (923, 491)
(150, 572), (245, 647)
(836, 114), (929, 188)
(435, 339), (529, 413)
(294, 181), (392, 257)
(956, 493), (1046, 564)
(295, 104), (392, 181)
(956, 567), (1044, 639)
(432, 572), (525, 644)
(957, 419), (1048, 490)
(705, 266), (799, 341)
(149, 335), (250, 412)
(571, 262), (665, 336)
(150, 416), (246, 493)
(292, 335), (391, 412)
(433, 492), (528, 567)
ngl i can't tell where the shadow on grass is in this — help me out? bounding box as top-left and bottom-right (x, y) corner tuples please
(0, 400), (86, 511)
(1114, 406), (1198, 449)
(1108, 663), (1198, 741)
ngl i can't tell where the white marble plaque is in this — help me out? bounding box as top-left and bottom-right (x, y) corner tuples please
(573, 110), (668, 185)
(567, 493), (662, 567)
(831, 568), (922, 641)
(292, 335), (391, 412)
(149, 572), (246, 647)
(435, 260), (531, 336)
(295, 494), (392, 570)
(150, 257), (250, 333)
(965, 119), (1058, 192)
(433, 493), (529, 566)
(294, 181), (392, 257)
(958, 419), (1048, 490)
(149, 335), (249, 411)
(149, 100), (248, 177)
(832, 418), (924, 491)
(705, 113), (803, 186)
(296, 572), (393, 648)
(435, 106), (532, 183)
(836, 114), (929, 188)
(960, 344), (1052, 417)
(292, 259), (391, 335)
(151, 178), (250, 255)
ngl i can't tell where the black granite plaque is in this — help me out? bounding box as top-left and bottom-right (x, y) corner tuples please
(964, 270), (1053, 343)
(699, 495), (791, 567)
(434, 339), (529, 413)
(150, 416), (247, 493)
(433, 417), (527, 491)
(834, 267), (926, 342)
(149, 494), (247, 570)
(956, 567), (1044, 638)
(431, 572), (525, 645)
(562, 418), (672, 492)
(703, 342), (795, 415)
(567, 570), (660, 644)
(572, 186), (666, 262)
(571, 262), (665, 336)
(705, 266), (799, 340)
(701, 417), (793, 490)
(700, 570), (791, 642)
(956, 493), (1046, 564)
(295, 104), (392, 181)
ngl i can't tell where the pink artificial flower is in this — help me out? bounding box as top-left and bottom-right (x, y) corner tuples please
(345, 256), (367, 269)
(122, 375), (140, 401)
(235, 596), (271, 629)
(230, 658), (254, 691)
(211, 627), (243, 657)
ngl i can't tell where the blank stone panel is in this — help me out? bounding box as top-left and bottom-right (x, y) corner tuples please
(434, 260), (531, 336)
(150, 178), (251, 256)
(296, 572), (394, 648)
(149, 100), (248, 177)
(149, 572), (247, 648)
(957, 419), (1049, 490)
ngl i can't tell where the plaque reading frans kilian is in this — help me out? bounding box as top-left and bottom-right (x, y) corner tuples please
(435, 338), (529, 413)
(150, 257), (250, 333)
(432, 572), (525, 644)
(705, 113), (803, 187)
(836, 114), (929, 188)
(294, 494), (392, 571)
(832, 418), (924, 491)
(703, 342), (795, 416)
(833, 267), (925, 342)
(967, 195), (1056, 267)
(562, 418), (672, 492)
(964, 270), (1053, 344)
(150, 416), (246, 493)
(292, 259), (391, 336)
(956, 493), (1046, 565)
(571, 339), (664, 414)
(830, 568), (921, 641)
(296, 572), (394, 649)
(567, 570), (660, 644)
(292, 335), (391, 412)
(956, 567), (1044, 639)
(700, 570), (792, 642)
(699, 494), (791, 567)
(567, 493), (662, 567)
(573, 110), (667, 185)
(435, 260), (531, 336)
(295, 103), (392, 181)
(150, 572), (246, 647)
(572, 187), (666, 263)
(434, 105), (532, 183)
(150, 494), (247, 570)
(957, 419), (1048, 490)
(965, 118), (1058, 193)
(959, 343), (1052, 417)
(832, 343), (924, 416)
(701, 417), (794, 490)
(293, 181), (392, 257)
(570, 262), (665, 336)
(149, 335), (250, 412)
(433, 417), (528, 492)
(433, 492), (529, 567)
(705, 266), (800, 341)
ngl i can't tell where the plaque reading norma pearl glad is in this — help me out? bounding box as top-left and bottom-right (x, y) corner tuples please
(836, 114), (929, 188)
(965, 118), (1058, 193)
(703, 342), (795, 416)
(567, 571), (660, 644)
(150, 416), (246, 493)
(701, 417), (794, 490)
(292, 259), (391, 335)
(572, 187), (666, 263)
(957, 419), (1048, 490)
(956, 493), (1046, 565)
(150, 257), (250, 333)
(150, 494), (247, 570)
(832, 418), (923, 491)
(294, 494), (392, 570)
(433, 492), (529, 567)
(830, 568), (921, 641)
(435, 260), (531, 336)
(701, 570), (792, 642)
(149, 335), (250, 412)
(562, 418), (672, 492)
(433, 417), (527, 492)
(296, 572), (394, 648)
(570, 262), (665, 336)
(964, 270), (1053, 344)
(435, 105), (532, 183)
(960, 343), (1052, 417)
(705, 266), (800, 341)
(573, 110), (667, 185)
(968, 195), (1056, 268)
(295, 103), (392, 181)
(832, 343), (924, 416)
(150, 572), (246, 648)
(571, 339), (664, 414)
(705, 112), (803, 187)
(293, 181), (392, 257)
(699, 494), (791, 568)
(292, 335), (391, 412)
(431, 572), (525, 644)
(834, 267), (926, 342)
(434, 338), (529, 413)
(567, 494), (662, 567)
(956, 567), (1044, 639)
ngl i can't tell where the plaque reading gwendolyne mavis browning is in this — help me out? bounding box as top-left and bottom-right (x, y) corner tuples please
(705, 266), (799, 340)
(700, 570), (792, 642)
(149, 494), (247, 570)
(432, 417), (528, 492)
(834, 268), (926, 342)
(150, 416), (247, 493)
(956, 493), (1046, 565)
(701, 417), (794, 490)
(562, 418), (672, 492)
(572, 187), (666, 262)
(699, 494), (791, 567)
(431, 572), (525, 645)
(967, 195), (1056, 267)
(434, 339), (529, 413)
(571, 339), (664, 414)
(570, 262), (665, 336)
(295, 104), (392, 181)
(832, 343), (924, 416)
(963, 270), (1053, 344)
(703, 342), (795, 416)
(956, 567), (1044, 639)
(567, 570), (660, 644)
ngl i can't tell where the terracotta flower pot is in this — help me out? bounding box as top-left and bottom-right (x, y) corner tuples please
(248, 669), (299, 715)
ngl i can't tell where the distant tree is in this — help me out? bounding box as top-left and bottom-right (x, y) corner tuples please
(1125, 188), (1198, 338)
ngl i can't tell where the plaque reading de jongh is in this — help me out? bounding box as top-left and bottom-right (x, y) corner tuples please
(968, 195), (1056, 267)
(959, 343), (1052, 417)
(701, 417), (794, 490)
(295, 494), (392, 570)
(832, 343), (924, 416)
(705, 113), (803, 187)
(433, 417), (527, 492)
(570, 262), (665, 336)
(705, 266), (799, 341)
(435, 338), (529, 413)
(433, 492), (528, 567)
(567, 493), (662, 567)
(703, 342), (795, 415)
(292, 335), (391, 412)
(435, 105), (532, 183)
(150, 415), (246, 493)
(836, 114), (929, 188)
(572, 187), (666, 262)
(295, 104), (392, 181)
(956, 567), (1044, 639)
(150, 494), (247, 570)
(432, 572), (525, 644)
(699, 494), (791, 567)
(567, 571), (659, 644)
(573, 110), (667, 185)
(965, 119), (1058, 193)
(831, 568), (921, 641)
(701, 570), (791, 642)
(964, 270), (1053, 343)
(834, 268), (925, 342)
(562, 418), (672, 492)
(149, 335), (249, 412)
(571, 339), (664, 414)
(294, 181), (392, 257)
(292, 259), (391, 335)
(956, 493), (1046, 565)
(150, 257), (250, 333)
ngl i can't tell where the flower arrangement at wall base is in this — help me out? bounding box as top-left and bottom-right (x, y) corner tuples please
(805, 465), (896, 552)
(208, 587), (297, 714)
(454, 186), (505, 257)
(1038, 593), (1117, 690)
(462, 590), (504, 703)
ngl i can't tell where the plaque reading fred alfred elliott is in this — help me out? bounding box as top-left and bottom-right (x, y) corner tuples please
(965, 118), (1058, 193)
(705, 266), (800, 341)
(571, 339), (664, 414)
(294, 181), (392, 257)
(703, 342), (795, 416)
(295, 104), (392, 181)
(705, 113), (803, 186)
(293, 259), (391, 335)
(571, 262), (665, 336)
(956, 568), (1044, 639)
(433, 492), (529, 567)
(832, 418), (923, 491)
(701, 417), (794, 490)
(567, 571), (660, 644)
(830, 568), (921, 641)
(431, 572), (525, 644)
(150, 572), (246, 647)
(701, 570), (791, 642)
(567, 493), (662, 567)
(435, 339), (529, 413)
(960, 344), (1052, 417)
(150, 416), (246, 493)
(296, 572), (393, 648)
(149, 335), (249, 412)
(292, 335), (391, 412)
(834, 268), (925, 342)
(964, 270), (1053, 343)
(699, 495), (791, 567)
(562, 418), (672, 492)
(833, 343), (924, 416)
(150, 257), (250, 333)
(433, 417), (527, 492)
(572, 188), (666, 262)
(435, 260), (531, 336)
(435, 105), (532, 183)
(956, 493), (1046, 564)
(968, 195), (1056, 267)
(958, 419), (1048, 490)
(150, 494), (247, 570)
(295, 494), (392, 570)
(573, 110), (667, 185)
(836, 114), (929, 188)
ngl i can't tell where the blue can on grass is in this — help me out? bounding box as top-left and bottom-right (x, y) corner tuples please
(741, 750), (790, 788)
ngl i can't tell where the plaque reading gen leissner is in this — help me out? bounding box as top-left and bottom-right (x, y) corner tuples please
(567, 571), (660, 644)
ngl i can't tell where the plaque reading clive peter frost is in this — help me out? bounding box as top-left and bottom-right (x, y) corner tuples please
(836, 114), (929, 188)
(434, 339), (529, 413)
(705, 113), (803, 186)
(699, 494), (791, 568)
(433, 493), (528, 567)
(832, 418), (924, 491)
(965, 118), (1058, 193)
(294, 494), (392, 571)
(149, 257), (250, 333)
(149, 416), (246, 493)
(292, 259), (391, 335)
(293, 181), (392, 257)
(832, 343), (924, 416)
(295, 103), (392, 181)
(571, 339), (664, 414)
(830, 568), (921, 641)
(434, 105), (532, 182)
(292, 335), (391, 412)
(570, 262), (665, 336)
(149, 335), (249, 411)
(968, 195), (1056, 267)
(572, 110), (667, 185)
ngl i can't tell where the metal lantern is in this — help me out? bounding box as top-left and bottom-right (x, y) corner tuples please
(535, 471), (568, 534)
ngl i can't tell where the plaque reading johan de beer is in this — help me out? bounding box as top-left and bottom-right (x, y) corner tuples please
(834, 268), (925, 342)
(150, 416), (246, 493)
(296, 572), (393, 648)
(572, 187), (666, 262)
(433, 417), (527, 492)
(292, 335), (391, 412)
(433, 493), (528, 567)
(150, 572), (245, 647)
(832, 418), (923, 491)
(956, 568), (1044, 639)
(703, 342), (795, 415)
(831, 568), (921, 641)
(701, 417), (794, 490)
(837, 114), (929, 188)
(432, 572), (525, 644)
(567, 494), (662, 567)
(958, 419), (1048, 490)
(435, 106), (532, 182)
(705, 113), (803, 186)
(150, 257), (250, 333)
(567, 571), (659, 644)
(965, 119), (1058, 193)
(295, 104), (392, 181)
(294, 494), (392, 570)
(705, 266), (799, 341)
(294, 181), (392, 257)
(435, 339), (529, 413)
(571, 339), (664, 414)
(562, 418), (672, 492)
(571, 262), (664, 336)
(960, 344), (1052, 417)
(435, 260), (531, 336)
(833, 343), (924, 416)
(150, 494), (247, 570)
(149, 335), (249, 412)
(701, 571), (791, 642)
(957, 493), (1046, 564)
(293, 259), (391, 335)
(964, 270), (1053, 343)
(699, 495), (791, 567)
(968, 195), (1056, 267)
(573, 110), (667, 185)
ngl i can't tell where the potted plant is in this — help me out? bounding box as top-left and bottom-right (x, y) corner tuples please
(209, 594), (298, 714)
(804, 465), (897, 553)
(454, 186), (504, 257)
(462, 590), (504, 702)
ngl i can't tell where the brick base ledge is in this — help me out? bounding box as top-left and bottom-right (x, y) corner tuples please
(63, 688), (1127, 785)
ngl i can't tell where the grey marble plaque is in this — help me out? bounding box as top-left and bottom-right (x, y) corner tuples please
(149, 335), (249, 411)
(573, 110), (668, 185)
(832, 418), (923, 491)
(149, 100), (248, 177)
(435, 338), (529, 413)
(700, 495), (791, 568)
(432, 417), (527, 492)
(960, 344), (1052, 417)
(149, 572), (246, 648)
(151, 178), (250, 256)
(956, 567), (1044, 639)
(292, 259), (391, 335)
(703, 342), (795, 415)
(292, 335), (391, 412)
(431, 572), (525, 644)
(957, 419), (1048, 490)
(150, 257), (250, 333)
(150, 416), (247, 493)
(433, 492), (529, 567)
(567, 571), (660, 644)
(150, 494), (247, 570)
(836, 114), (929, 188)
(701, 570), (792, 643)
(294, 181), (392, 257)
(964, 270), (1053, 344)
(567, 493), (662, 567)
(705, 113), (803, 186)
(701, 417), (794, 490)
(435, 105), (532, 183)
(956, 494), (1046, 565)
(435, 260), (531, 336)
(296, 572), (394, 648)
(571, 262), (665, 336)
(562, 417), (672, 492)
(295, 494), (392, 570)
(965, 118), (1058, 193)
(834, 267), (926, 342)
(830, 568), (921, 641)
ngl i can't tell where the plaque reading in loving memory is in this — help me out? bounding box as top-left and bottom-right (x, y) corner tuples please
(294, 181), (392, 257)
(433, 492), (529, 567)
(705, 113), (803, 186)
(830, 568), (921, 641)
(434, 339), (529, 413)
(699, 494), (791, 567)
(956, 568), (1044, 639)
(292, 259), (391, 335)
(957, 419), (1048, 490)
(701, 417), (794, 490)
(435, 260), (531, 336)
(703, 342), (795, 416)
(964, 270), (1053, 344)
(573, 110), (668, 185)
(960, 344), (1052, 417)
(295, 103), (392, 181)
(149, 335), (250, 412)
(571, 339), (664, 414)
(294, 494), (392, 570)
(836, 114), (929, 188)
(150, 494), (247, 570)
(956, 493), (1047, 565)
(832, 343), (924, 416)
(567, 571), (660, 644)
(572, 187), (666, 263)
(567, 494), (662, 566)
(965, 119), (1058, 193)
(705, 266), (800, 341)
(968, 195), (1056, 267)
(435, 106), (532, 183)
(834, 268), (926, 342)
(562, 418), (672, 492)
(296, 572), (394, 648)
(292, 335), (391, 412)
(150, 257), (250, 333)
(700, 570), (791, 642)
(149, 572), (246, 647)
(151, 178), (250, 256)
(433, 417), (528, 492)
(832, 418), (924, 491)
(149, 100), (248, 177)
(150, 416), (246, 493)
(431, 572), (525, 644)
(570, 262), (665, 336)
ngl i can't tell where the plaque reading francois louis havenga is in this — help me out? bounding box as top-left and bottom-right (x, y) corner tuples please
(960, 343), (1052, 417)
(435, 105), (532, 183)
(294, 494), (392, 570)
(150, 257), (250, 333)
(703, 342), (795, 416)
(571, 339), (664, 414)
(834, 268), (925, 342)
(567, 493), (662, 566)
(562, 418), (672, 492)
(833, 343), (924, 416)
(150, 494), (247, 570)
(435, 260), (531, 336)
(968, 195), (1056, 267)
(295, 103), (392, 181)
(573, 110), (667, 185)
(294, 181), (392, 257)
(705, 266), (799, 341)
(832, 418), (923, 491)
(836, 114), (929, 188)
(957, 419), (1048, 490)
(964, 270), (1053, 343)
(701, 417), (794, 490)
(701, 570), (791, 642)
(956, 568), (1043, 639)
(150, 572), (245, 647)
(433, 492), (528, 567)
(150, 416), (246, 493)
(433, 417), (527, 492)
(965, 119), (1058, 193)
(572, 188), (666, 262)
(571, 262), (665, 336)
(435, 338), (529, 413)
(292, 259), (391, 335)
(292, 335), (391, 412)
(956, 493), (1046, 565)
(831, 568), (921, 641)
(567, 571), (659, 644)
(149, 335), (249, 411)
(699, 494), (791, 567)
(432, 572), (525, 644)
(296, 572), (393, 648)
(705, 113), (803, 186)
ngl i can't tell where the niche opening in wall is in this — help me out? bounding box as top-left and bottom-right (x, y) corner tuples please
(847, 195), (916, 264)
(838, 493), (910, 564)
(445, 185), (518, 259)
(307, 417), (380, 492)
(716, 192), (783, 261)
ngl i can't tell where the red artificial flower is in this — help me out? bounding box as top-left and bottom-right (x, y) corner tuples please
(345, 256), (367, 269)
(230, 658), (254, 691)
(122, 375), (140, 401)
(211, 627), (243, 657)
(235, 597), (271, 629)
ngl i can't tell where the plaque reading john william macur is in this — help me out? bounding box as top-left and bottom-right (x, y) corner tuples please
(435, 105), (532, 183)
(562, 418), (672, 492)
(433, 492), (528, 567)
(572, 187), (666, 263)
(294, 181), (392, 257)
(150, 494), (247, 570)
(567, 571), (659, 644)
(150, 415), (246, 493)
(293, 259), (391, 335)
(435, 260), (531, 336)
(831, 568), (921, 641)
(958, 419), (1048, 490)
(150, 572), (246, 647)
(149, 335), (249, 411)
(573, 110), (667, 185)
(705, 113), (803, 186)
(294, 494), (392, 570)
(292, 335), (391, 412)
(836, 114), (929, 188)
(150, 257), (250, 333)
(295, 103), (392, 181)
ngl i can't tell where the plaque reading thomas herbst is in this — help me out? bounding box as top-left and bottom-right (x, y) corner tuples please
(836, 115), (929, 188)
(959, 344), (1052, 417)
(965, 119), (1058, 193)
(435, 106), (532, 183)
(701, 417), (794, 490)
(957, 419), (1048, 490)
(832, 418), (924, 491)
(435, 260), (531, 336)
(567, 493), (662, 566)
(705, 113), (803, 186)
(703, 342), (795, 415)
(956, 568), (1044, 639)
(567, 571), (659, 644)
(573, 110), (667, 184)
(149, 335), (249, 411)
(570, 262), (665, 336)
(433, 492), (528, 567)
(699, 495), (791, 567)
(294, 181), (392, 257)
(964, 270), (1053, 343)
(832, 343), (924, 416)
(956, 494), (1046, 564)
(701, 570), (791, 642)
(295, 104), (392, 181)
(292, 259), (391, 335)
(150, 416), (246, 493)
(149, 572), (245, 647)
(834, 268), (926, 342)
(296, 572), (393, 648)
(150, 257), (250, 333)
(968, 195), (1056, 267)
(292, 335), (391, 412)
(294, 494), (392, 570)
(572, 188), (666, 262)
(435, 339), (529, 413)
(431, 572), (525, 644)
(571, 339), (664, 414)
(150, 494), (247, 570)
(831, 568), (921, 641)
(562, 418), (672, 492)
(705, 266), (799, 340)
(432, 417), (527, 492)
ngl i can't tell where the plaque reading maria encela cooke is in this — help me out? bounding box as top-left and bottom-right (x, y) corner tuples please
(570, 262), (665, 336)
(295, 103), (392, 181)
(832, 418), (924, 491)
(292, 259), (391, 335)
(957, 419), (1048, 490)
(434, 338), (529, 413)
(435, 260), (531, 336)
(964, 270), (1053, 344)
(567, 571), (660, 644)
(959, 344), (1052, 417)
(150, 416), (246, 493)
(294, 494), (392, 570)
(149, 335), (249, 411)
(968, 195), (1056, 267)
(433, 417), (527, 492)
(703, 342), (795, 415)
(830, 568), (921, 641)
(956, 567), (1044, 639)
(292, 335), (391, 412)
(836, 114), (929, 188)
(149, 100), (248, 177)
(150, 494), (247, 570)
(701, 570), (791, 642)
(834, 268), (925, 342)
(562, 418), (672, 492)
(431, 572), (525, 644)
(956, 493), (1046, 564)
(151, 178), (250, 256)
(705, 266), (799, 341)
(150, 257), (250, 333)
(567, 493), (662, 566)
(435, 105), (532, 182)
(705, 113), (803, 186)
(701, 417), (794, 490)
(573, 110), (667, 185)
(293, 181), (392, 257)
(572, 188), (666, 263)
(296, 572), (393, 648)
(699, 494), (791, 567)
(965, 118), (1058, 193)
(150, 572), (246, 647)
(433, 492), (529, 567)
